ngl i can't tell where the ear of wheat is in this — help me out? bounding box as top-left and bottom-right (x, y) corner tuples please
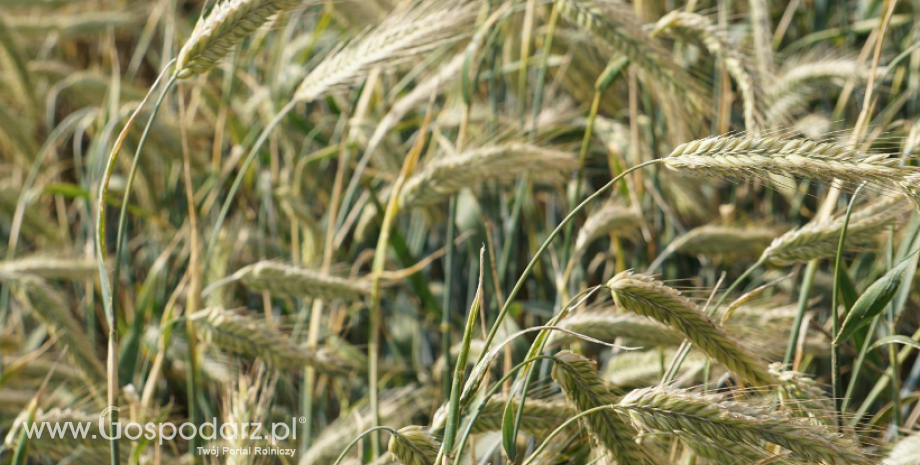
(0, 256), (96, 280)
(143, 326), (239, 384)
(671, 224), (778, 258)
(176, 0), (307, 78)
(388, 426), (441, 465)
(553, 308), (684, 347)
(230, 261), (371, 300)
(13, 279), (106, 383)
(399, 143), (579, 209)
(664, 136), (920, 197)
(681, 435), (771, 463)
(652, 10), (765, 132)
(551, 351), (660, 465)
(574, 203), (642, 254)
(617, 387), (870, 464)
(602, 348), (715, 388)
(884, 433), (920, 465)
(189, 307), (360, 375)
(762, 195), (912, 265)
(770, 363), (836, 423)
(556, 0), (708, 112)
(606, 271), (775, 386)
(223, 375), (274, 462)
(770, 58), (878, 102)
(294, 0), (478, 102)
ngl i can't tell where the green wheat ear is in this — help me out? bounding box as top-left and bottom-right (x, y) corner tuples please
(551, 350), (661, 465)
(618, 387), (871, 464)
(387, 426), (440, 465)
(606, 271), (775, 386)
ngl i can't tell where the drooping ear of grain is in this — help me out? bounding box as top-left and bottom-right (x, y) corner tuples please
(176, 0), (307, 78)
(574, 203), (641, 254)
(189, 307), (360, 375)
(355, 142), (578, 240)
(770, 363), (836, 423)
(556, 0), (709, 113)
(618, 387), (870, 464)
(301, 386), (430, 465)
(387, 426), (441, 465)
(672, 224), (778, 259)
(399, 143), (579, 209)
(606, 271), (775, 386)
(603, 348), (716, 389)
(294, 0), (478, 102)
(553, 308), (684, 347)
(762, 195), (912, 265)
(232, 261), (371, 300)
(652, 10), (766, 133)
(550, 351), (660, 465)
(13, 279), (106, 383)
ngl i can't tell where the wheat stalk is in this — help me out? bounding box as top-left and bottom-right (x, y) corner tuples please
(294, 0), (477, 102)
(606, 271), (775, 385)
(762, 195), (912, 265)
(470, 396), (575, 438)
(176, 0), (306, 78)
(618, 387), (870, 465)
(302, 386), (430, 465)
(551, 351), (660, 465)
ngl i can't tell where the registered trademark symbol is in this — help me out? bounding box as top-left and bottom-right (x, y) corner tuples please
(299, 417), (306, 424)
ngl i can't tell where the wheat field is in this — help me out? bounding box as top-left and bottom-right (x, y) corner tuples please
(2, 0), (920, 464)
